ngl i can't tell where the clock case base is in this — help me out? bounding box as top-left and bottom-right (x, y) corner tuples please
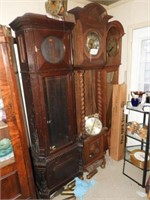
(83, 127), (108, 174)
(31, 143), (82, 199)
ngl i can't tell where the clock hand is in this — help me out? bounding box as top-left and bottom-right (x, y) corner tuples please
(90, 118), (96, 135)
(108, 46), (114, 53)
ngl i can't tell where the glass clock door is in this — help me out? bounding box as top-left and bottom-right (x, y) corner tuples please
(43, 72), (76, 151)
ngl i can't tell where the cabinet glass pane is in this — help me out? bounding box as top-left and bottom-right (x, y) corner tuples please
(44, 75), (71, 149)
(106, 71), (118, 127)
(41, 36), (65, 64)
(0, 91), (15, 168)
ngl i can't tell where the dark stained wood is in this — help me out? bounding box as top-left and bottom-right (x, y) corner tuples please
(69, 3), (124, 170)
(83, 128), (105, 168)
(69, 3), (109, 172)
(10, 13), (74, 31)
(69, 3), (112, 68)
(10, 13), (83, 198)
(106, 20), (124, 67)
(0, 25), (36, 199)
(101, 20), (124, 152)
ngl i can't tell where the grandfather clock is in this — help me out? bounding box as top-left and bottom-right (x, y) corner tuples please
(69, 3), (124, 174)
(101, 20), (124, 150)
(10, 13), (83, 198)
(69, 3), (111, 175)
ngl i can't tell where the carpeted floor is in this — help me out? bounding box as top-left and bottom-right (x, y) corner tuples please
(53, 153), (149, 200)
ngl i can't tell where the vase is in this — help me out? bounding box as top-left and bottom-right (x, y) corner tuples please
(131, 98), (139, 107)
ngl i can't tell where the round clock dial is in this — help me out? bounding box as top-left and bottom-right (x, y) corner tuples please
(41, 36), (65, 64)
(86, 32), (100, 55)
(85, 116), (102, 136)
(45, 0), (66, 17)
(106, 38), (119, 56)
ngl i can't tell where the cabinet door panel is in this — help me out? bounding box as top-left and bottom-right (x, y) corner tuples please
(83, 134), (103, 166)
(46, 147), (80, 188)
(43, 72), (76, 150)
(1, 171), (22, 199)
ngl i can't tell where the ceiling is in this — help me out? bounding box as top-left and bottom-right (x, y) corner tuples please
(87, 0), (121, 6)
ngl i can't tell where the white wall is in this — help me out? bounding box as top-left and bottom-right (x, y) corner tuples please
(0, 0), (88, 26)
(107, 0), (150, 98)
(0, 0), (149, 98)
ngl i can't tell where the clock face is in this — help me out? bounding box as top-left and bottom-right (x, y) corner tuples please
(45, 0), (67, 17)
(41, 36), (65, 64)
(86, 32), (100, 56)
(106, 38), (119, 57)
(85, 116), (102, 136)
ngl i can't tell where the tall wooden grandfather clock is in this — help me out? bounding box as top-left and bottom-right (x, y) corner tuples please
(69, 3), (124, 174)
(10, 13), (83, 198)
(101, 20), (124, 141)
(69, 3), (111, 175)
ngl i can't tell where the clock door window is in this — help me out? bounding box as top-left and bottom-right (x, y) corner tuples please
(43, 75), (73, 150)
(86, 32), (100, 56)
(41, 36), (65, 64)
(106, 38), (119, 57)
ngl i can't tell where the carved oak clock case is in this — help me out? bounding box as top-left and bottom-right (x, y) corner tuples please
(69, 3), (112, 173)
(69, 3), (111, 69)
(69, 3), (124, 173)
(10, 13), (83, 198)
(101, 20), (124, 127)
(100, 20), (124, 152)
(106, 20), (124, 67)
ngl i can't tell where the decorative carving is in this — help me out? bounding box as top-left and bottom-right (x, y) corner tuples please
(81, 3), (111, 25)
(96, 71), (103, 121)
(38, 169), (48, 192)
(106, 20), (124, 67)
(79, 70), (86, 136)
(69, 3), (112, 68)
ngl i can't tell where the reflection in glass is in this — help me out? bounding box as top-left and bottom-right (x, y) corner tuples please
(107, 71), (114, 84)
(44, 75), (71, 150)
(106, 71), (117, 128)
(86, 32), (100, 55)
(0, 91), (15, 168)
(41, 36), (65, 64)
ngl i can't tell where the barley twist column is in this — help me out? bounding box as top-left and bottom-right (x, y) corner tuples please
(97, 70), (103, 121)
(79, 70), (86, 136)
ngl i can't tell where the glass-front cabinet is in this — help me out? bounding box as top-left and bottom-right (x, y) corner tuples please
(0, 91), (15, 168)
(0, 25), (36, 199)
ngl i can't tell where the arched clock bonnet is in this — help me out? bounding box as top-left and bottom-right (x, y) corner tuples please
(106, 20), (125, 67)
(69, 3), (112, 69)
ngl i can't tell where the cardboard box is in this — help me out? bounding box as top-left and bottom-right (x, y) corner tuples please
(110, 83), (126, 160)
